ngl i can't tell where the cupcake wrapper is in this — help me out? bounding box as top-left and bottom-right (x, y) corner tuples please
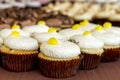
(39, 55), (83, 78)
(80, 53), (102, 70)
(1, 52), (38, 72)
(101, 48), (120, 62)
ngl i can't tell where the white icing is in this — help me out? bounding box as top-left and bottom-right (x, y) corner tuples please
(93, 31), (120, 46)
(26, 1), (41, 7)
(40, 41), (80, 58)
(11, 1), (26, 8)
(71, 34), (104, 49)
(33, 32), (65, 43)
(0, 3), (12, 9)
(0, 37), (3, 46)
(0, 29), (30, 39)
(4, 36), (38, 50)
(104, 27), (120, 35)
(23, 24), (49, 34)
(59, 28), (84, 40)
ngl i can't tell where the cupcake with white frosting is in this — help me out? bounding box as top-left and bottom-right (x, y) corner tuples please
(59, 24), (84, 40)
(23, 21), (49, 35)
(92, 25), (120, 62)
(0, 31), (38, 72)
(71, 31), (104, 70)
(38, 37), (83, 78)
(0, 24), (30, 39)
(33, 27), (65, 44)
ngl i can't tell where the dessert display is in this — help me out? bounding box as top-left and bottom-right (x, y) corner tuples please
(70, 31), (104, 69)
(38, 37), (83, 78)
(0, 0), (120, 79)
(0, 31), (38, 72)
(92, 25), (120, 62)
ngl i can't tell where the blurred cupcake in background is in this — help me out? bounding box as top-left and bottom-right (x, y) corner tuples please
(71, 31), (104, 70)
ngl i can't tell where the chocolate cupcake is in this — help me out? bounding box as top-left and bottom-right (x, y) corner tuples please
(92, 25), (120, 62)
(38, 37), (82, 78)
(0, 31), (38, 72)
(71, 31), (104, 70)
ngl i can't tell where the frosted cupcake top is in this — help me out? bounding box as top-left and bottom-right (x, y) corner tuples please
(40, 37), (80, 59)
(59, 24), (84, 40)
(0, 3), (12, 9)
(0, 37), (3, 47)
(33, 27), (65, 43)
(108, 13), (120, 21)
(93, 25), (120, 46)
(23, 21), (49, 34)
(11, 1), (26, 8)
(4, 31), (38, 50)
(0, 24), (30, 39)
(71, 31), (104, 49)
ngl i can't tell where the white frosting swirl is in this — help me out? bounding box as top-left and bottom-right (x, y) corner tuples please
(59, 28), (83, 40)
(40, 41), (80, 59)
(71, 34), (104, 49)
(0, 3), (12, 9)
(105, 27), (120, 35)
(0, 37), (3, 47)
(80, 23), (96, 31)
(23, 24), (49, 34)
(11, 1), (26, 8)
(0, 29), (30, 39)
(33, 32), (65, 43)
(4, 36), (38, 50)
(93, 31), (120, 46)
(26, 1), (41, 7)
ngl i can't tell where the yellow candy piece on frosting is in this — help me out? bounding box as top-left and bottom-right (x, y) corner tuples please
(11, 24), (20, 30)
(83, 31), (91, 36)
(37, 21), (46, 25)
(48, 27), (56, 33)
(72, 24), (81, 30)
(48, 37), (59, 45)
(94, 25), (103, 31)
(103, 22), (112, 29)
(11, 31), (20, 38)
(80, 20), (89, 26)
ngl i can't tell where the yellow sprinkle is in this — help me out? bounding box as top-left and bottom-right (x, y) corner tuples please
(11, 24), (20, 30)
(80, 20), (89, 26)
(11, 31), (20, 38)
(94, 24), (103, 31)
(48, 27), (56, 33)
(103, 22), (112, 29)
(83, 30), (91, 36)
(48, 37), (59, 45)
(72, 24), (81, 30)
(37, 21), (46, 25)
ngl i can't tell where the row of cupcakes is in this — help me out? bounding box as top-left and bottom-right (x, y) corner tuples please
(0, 20), (119, 78)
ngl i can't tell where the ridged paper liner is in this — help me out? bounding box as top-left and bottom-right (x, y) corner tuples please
(38, 53), (83, 78)
(80, 52), (102, 70)
(101, 48), (120, 62)
(1, 46), (38, 72)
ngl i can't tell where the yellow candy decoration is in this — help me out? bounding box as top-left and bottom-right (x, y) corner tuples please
(72, 24), (81, 30)
(11, 31), (20, 38)
(80, 20), (89, 26)
(37, 21), (46, 25)
(48, 37), (59, 45)
(11, 24), (20, 31)
(103, 22), (112, 29)
(83, 30), (91, 36)
(48, 27), (56, 33)
(94, 24), (103, 31)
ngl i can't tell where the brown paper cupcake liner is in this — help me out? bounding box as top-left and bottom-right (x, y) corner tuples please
(101, 48), (120, 62)
(38, 54), (83, 78)
(80, 52), (102, 70)
(1, 52), (38, 72)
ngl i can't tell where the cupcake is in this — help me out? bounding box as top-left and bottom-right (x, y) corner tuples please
(0, 31), (38, 72)
(23, 21), (49, 34)
(70, 31), (104, 70)
(59, 24), (84, 40)
(33, 27), (65, 44)
(0, 24), (30, 39)
(92, 25), (120, 62)
(38, 37), (83, 78)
